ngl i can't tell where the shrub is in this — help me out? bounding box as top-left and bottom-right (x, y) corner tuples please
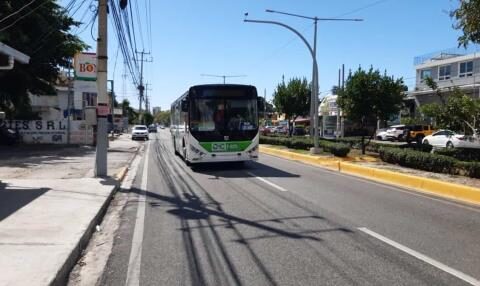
(435, 148), (480, 162)
(456, 161), (480, 178)
(328, 143), (351, 157)
(378, 147), (457, 174)
(259, 135), (350, 156)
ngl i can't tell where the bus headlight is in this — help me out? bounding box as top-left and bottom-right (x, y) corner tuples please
(190, 145), (201, 154)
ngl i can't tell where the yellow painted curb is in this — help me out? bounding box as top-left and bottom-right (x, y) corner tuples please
(114, 166), (128, 181)
(260, 146), (340, 170)
(260, 145), (480, 206)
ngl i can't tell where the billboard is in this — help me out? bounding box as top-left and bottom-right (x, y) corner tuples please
(74, 52), (97, 81)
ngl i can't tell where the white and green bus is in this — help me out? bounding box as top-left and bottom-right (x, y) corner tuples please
(170, 84), (262, 164)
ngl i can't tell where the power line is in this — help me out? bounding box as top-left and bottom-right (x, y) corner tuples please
(134, 0), (145, 50)
(331, 0), (389, 18)
(0, 0), (50, 32)
(0, 0), (38, 24)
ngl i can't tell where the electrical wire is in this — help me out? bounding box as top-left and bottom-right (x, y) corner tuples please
(134, 0), (145, 50)
(0, 0), (38, 23)
(331, 0), (390, 18)
(0, 0), (50, 32)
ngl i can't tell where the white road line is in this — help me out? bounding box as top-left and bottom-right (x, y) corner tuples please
(125, 141), (150, 286)
(358, 227), (480, 286)
(246, 171), (288, 192)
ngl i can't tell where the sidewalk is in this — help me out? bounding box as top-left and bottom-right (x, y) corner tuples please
(0, 134), (141, 286)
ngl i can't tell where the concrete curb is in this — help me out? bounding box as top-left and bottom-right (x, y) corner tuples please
(260, 145), (480, 206)
(51, 146), (141, 286)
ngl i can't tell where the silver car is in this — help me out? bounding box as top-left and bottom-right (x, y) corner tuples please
(131, 125), (149, 140)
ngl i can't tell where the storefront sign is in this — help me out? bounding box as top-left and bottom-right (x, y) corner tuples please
(74, 52), (97, 81)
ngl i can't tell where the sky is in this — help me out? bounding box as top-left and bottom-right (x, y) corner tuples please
(61, 0), (468, 111)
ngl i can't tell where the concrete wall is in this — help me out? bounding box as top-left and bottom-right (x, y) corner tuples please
(3, 120), (94, 145)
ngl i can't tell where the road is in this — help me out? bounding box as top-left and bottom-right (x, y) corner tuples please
(101, 129), (480, 286)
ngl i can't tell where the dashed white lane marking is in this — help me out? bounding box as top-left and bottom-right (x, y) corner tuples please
(125, 141), (150, 286)
(246, 171), (288, 192)
(358, 227), (480, 286)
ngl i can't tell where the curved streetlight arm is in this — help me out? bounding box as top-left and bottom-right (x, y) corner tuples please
(244, 19), (315, 60)
(244, 18), (320, 150)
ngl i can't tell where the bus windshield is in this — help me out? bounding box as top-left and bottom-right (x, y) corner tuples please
(190, 98), (258, 133)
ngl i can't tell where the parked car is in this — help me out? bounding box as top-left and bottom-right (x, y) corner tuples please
(148, 124), (157, 133)
(273, 126), (288, 135)
(375, 128), (388, 141)
(422, 130), (480, 149)
(406, 125), (435, 143)
(386, 125), (406, 141)
(159, 125), (165, 129)
(131, 125), (149, 140)
(260, 126), (272, 136)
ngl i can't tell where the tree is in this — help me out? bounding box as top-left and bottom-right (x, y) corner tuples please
(122, 99), (138, 124)
(154, 110), (171, 126)
(0, 0), (87, 118)
(422, 80), (480, 135)
(143, 112), (154, 126)
(337, 67), (406, 154)
(272, 77), (310, 136)
(451, 0), (480, 47)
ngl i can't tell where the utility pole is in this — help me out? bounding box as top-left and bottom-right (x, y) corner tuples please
(95, 0), (108, 177)
(136, 50), (151, 124)
(264, 88), (267, 124)
(67, 58), (73, 144)
(145, 83), (152, 113)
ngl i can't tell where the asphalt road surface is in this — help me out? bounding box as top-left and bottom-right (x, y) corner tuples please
(101, 129), (480, 286)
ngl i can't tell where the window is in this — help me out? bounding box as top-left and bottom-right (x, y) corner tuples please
(420, 69), (431, 80)
(438, 65), (451, 80)
(459, 61), (473, 77)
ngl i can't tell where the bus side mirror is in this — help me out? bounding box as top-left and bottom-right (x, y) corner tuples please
(257, 98), (265, 111)
(181, 100), (189, 112)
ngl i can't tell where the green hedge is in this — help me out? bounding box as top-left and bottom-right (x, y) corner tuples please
(260, 136), (350, 157)
(434, 148), (480, 162)
(378, 147), (480, 178)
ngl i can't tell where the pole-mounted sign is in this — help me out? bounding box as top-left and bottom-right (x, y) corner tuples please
(74, 52), (97, 81)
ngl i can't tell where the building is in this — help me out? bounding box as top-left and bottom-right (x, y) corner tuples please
(152, 106), (161, 115)
(406, 46), (480, 118)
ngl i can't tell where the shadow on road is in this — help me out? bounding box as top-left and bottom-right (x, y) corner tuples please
(129, 185), (335, 286)
(191, 161), (300, 179)
(0, 144), (94, 168)
(0, 181), (50, 222)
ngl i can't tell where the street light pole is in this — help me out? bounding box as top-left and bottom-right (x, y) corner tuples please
(244, 18), (321, 152)
(247, 10), (362, 152)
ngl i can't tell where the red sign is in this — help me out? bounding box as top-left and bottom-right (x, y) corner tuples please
(97, 103), (110, 116)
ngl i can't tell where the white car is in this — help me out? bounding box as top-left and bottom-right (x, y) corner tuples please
(386, 125), (406, 141)
(422, 130), (480, 149)
(131, 125), (149, 140)
(375, 128), (388, 141)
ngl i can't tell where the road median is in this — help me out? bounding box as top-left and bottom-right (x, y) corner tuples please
(260, 145), (480, 206)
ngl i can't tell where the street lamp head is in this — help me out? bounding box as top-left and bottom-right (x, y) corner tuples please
(265, 9), (274, 13)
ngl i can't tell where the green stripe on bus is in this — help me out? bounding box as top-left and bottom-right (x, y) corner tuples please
(200, 141), (252, 152)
